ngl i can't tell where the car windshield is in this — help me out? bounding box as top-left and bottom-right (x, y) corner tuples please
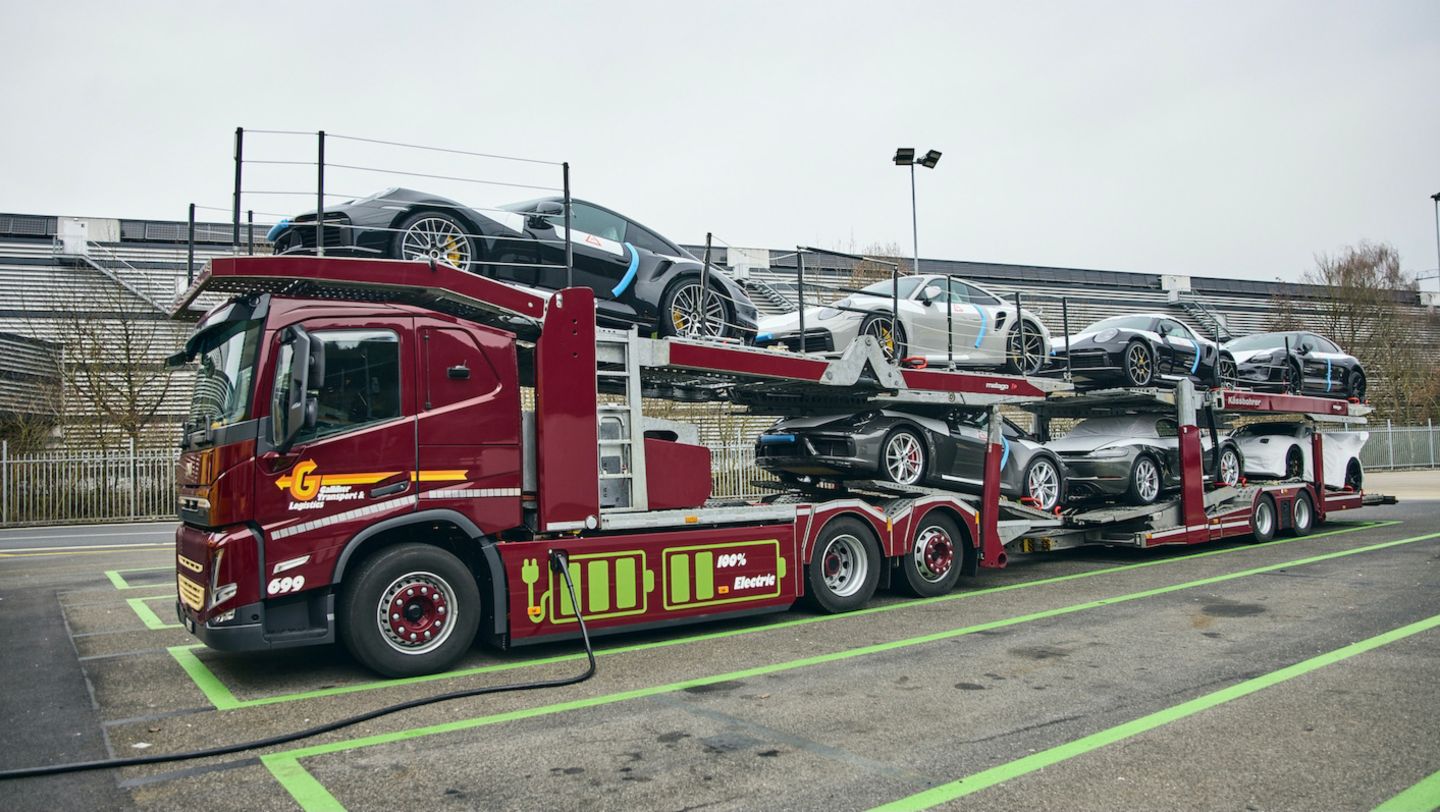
(1235, 423), (1297, 437)
(498, 197), (555, 213)
(1085, 316), (1153, 332)
(1225, 332), (1302, 351)
(857, 277), (925, 298)
(184, 319), (261, 432)
(1067, 418), (1155, 438)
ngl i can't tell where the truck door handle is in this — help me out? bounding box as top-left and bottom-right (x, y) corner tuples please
(370, 481), (409, 498)
(447, 364), (470, 379)
(259, 450), (300, 474)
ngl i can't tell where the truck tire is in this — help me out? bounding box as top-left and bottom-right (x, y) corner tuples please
(1250, 494), (1277, 543)
(806, 516), (881, 613)
(1290, 491), (1315, 536)
(896, 512), (964, 598)
(338, 543), (480, 678)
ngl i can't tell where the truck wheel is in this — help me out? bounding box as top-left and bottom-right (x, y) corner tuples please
(1250, 494), (1277, 543)
(1124, 454), (1162, 506)
(339, 543), (480, 678)
(1290, 491), (1314, 536)
(897, 513), (963, 598)
(806, 517), (881, 613)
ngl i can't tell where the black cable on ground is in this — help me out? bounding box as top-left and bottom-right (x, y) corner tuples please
(0, 549), (595, 781)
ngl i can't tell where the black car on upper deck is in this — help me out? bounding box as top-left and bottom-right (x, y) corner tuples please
(1054, 314), (1237, 390)
(267, 188), (757, 341)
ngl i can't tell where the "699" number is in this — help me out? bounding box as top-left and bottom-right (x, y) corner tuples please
(267, 575), (306, 595)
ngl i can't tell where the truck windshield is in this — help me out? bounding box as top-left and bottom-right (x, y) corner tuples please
(185, 320), (261, 433)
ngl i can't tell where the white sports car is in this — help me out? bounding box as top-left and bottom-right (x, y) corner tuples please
(1228, 422), (1367, 490)
(755, 275), (1052, 373)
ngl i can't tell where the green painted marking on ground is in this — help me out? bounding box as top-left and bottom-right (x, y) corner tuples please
(1375, 768), (1440, 812)
(168, 645), (244, 711)
(261, 526), (1437, 812)
(105, 566), (171, 590)
(126, 595), (180, 630)
(173, 520), (1391, 711)
(263, 757), (343, 812)
(872, 613), (1440, 811)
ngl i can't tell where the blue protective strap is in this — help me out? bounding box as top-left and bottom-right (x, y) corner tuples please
(974, 304), (987, 348)
(1190, 343), (1201, 375)
(1326, 357), (1332, 391)
(611, 242), (640, 297)
(266, 218), (289, 242)
(1000, 433), (1011, 470)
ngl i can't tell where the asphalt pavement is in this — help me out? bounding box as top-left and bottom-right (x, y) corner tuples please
(1, 503), (1437, 811)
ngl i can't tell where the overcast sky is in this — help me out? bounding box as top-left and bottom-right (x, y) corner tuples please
(3, 1), (1437, 283)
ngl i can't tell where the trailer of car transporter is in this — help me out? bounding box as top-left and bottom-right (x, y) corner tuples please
(165, 255), (1387, 678)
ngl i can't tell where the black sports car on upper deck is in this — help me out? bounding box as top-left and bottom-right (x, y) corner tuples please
(267, 188), (758, 341)
(755, 408), (1067, 511)
(1222, 331), (1365, 400)
(1054, 314), (1237, 390)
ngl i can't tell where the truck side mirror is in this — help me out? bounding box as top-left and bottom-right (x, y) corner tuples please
(272, 326), (324, 452)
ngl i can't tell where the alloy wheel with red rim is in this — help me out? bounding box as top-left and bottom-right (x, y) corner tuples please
(377, 571), (457, 655)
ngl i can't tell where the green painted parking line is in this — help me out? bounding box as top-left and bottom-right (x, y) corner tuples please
(872, 612), (1440, 811)
(106, 566), (171, 590)
(1375, 769), (1440, 812)
(170, 520), (1391, 711)
(127, 595), (181, 630)
(258, 526), (1438, 812)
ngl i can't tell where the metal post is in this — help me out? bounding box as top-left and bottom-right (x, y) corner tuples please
(701, 232), (712, 337)
(946, 273), (955, 370)
(1388, 419), (1395, 470)
(909, 162), (920, 278)
(891, 263), (899, 360)
(247, 209), (255, 255)
(563, 162), (573, 289)
(1429, 418), (1435, 468)
(316, 130), (326, 257)
(186, 203), (196, 284)
(232, 126), (243, 249)
(128, 436), (137, 519)
(2, 439), (8, 526)
(796, 249), (807, 350)
(1015, 291), (1026, 374)
(1062, 296), (1072, 380)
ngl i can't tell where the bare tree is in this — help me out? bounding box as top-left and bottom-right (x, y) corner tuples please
(848, 241), (912, 285)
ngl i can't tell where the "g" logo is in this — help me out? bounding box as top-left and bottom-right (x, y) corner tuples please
(288, 460), (320, 501)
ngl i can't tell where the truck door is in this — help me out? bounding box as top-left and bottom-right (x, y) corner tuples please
(254, 318), (417, 576)
(414, 320), (522, 535)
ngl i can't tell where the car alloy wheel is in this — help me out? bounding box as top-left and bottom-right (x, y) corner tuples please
(1125, 342), (1154, 387)
(1132, 455), (1160, 504)
(398, 215), (474, 271)
(1217, 355), (1238, 389)
(1007, 322), (1046, 375)
(1349, 369), (1366, 400)
(882, 431), (925, 485)
(1217, 446), (1241, 487)
(1285, 360), (1304, 395)
(1285, 447), (1304, 479)
(860, 315), (906, 362)
(1025, 458), (1061, 511)
(667, 282), (729, 339)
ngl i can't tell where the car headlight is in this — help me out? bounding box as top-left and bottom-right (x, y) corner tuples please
(1087, 447), (1129, 458)
(1094, 328), (1118, 343)
(816, 307), (840, 320)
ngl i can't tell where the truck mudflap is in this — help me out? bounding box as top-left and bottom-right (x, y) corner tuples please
(502, 525), (799, 644)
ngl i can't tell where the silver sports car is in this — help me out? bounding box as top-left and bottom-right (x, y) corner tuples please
(755, 275), (1052, 373)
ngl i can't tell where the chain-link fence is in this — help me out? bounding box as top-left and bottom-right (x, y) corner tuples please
(1325, 421), (1439, 472)
(0, 440), (180, 527)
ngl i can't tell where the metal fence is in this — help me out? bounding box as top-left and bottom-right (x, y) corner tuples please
(0, 441), (180, 527)
(1326, 420), (1439, 472)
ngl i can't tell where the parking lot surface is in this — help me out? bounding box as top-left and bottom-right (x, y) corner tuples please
(2, 503), (1437, 811)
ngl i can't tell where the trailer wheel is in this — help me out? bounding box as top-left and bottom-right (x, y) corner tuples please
(897, 513), (964, 598)
(1291, 491), (1315, 536)
(1124, 454), (1162, 506)
(338, 543), (480, 678)
(1250, 495), (1277, 543)
(806, 517), (881, 613)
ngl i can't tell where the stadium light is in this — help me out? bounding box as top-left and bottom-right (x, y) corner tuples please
(895, 146), (941, 278)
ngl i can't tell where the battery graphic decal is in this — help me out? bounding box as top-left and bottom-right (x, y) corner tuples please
(535, 550), (654, 625)
(663, 539), (785, 611)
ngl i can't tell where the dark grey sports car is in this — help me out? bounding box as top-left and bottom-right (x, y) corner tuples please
(1045, 415), (1244, 505)
(267, 188), (758, 341)
(1223, 331), (1365, 400)
(755, 408), (1067, 511)
(1055, 314), (1237, 390)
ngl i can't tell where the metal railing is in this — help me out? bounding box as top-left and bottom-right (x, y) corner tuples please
(0, 440), (180, 527)
(1326, 420), (1439, 472)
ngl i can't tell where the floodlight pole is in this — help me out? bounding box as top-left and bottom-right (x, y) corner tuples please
(1431, 192), (1440, 293)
